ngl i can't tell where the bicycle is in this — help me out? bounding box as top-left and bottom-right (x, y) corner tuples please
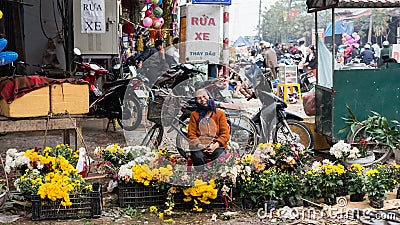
(141, 89), (258, 158)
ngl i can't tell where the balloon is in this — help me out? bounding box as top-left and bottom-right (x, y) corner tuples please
(145, 7), (153, 17)
(0, 51), (18, 66)
(152, 17), (164, 29)
(142, 17), (153, 28)
(0, 10), (3, 20)
(0, 38), (7, 52)
(122, 23), (134, 34)
(151, 0), (162, 5)
(153, 6), (163, 17)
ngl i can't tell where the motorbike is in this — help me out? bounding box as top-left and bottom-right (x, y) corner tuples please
(71, 48), (144, 131)
(151, 63), (231, 103)
(245, 63), (314, 149)
(298, 71), (316, 93)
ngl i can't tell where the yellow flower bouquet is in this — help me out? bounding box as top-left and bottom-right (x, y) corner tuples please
(6, 145), (93, 206)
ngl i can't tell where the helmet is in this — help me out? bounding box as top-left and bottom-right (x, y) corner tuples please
(260, 41), (267, 45)
(383, 41), (389, 47)
(264, 42), (271, 48)
(364, 44), (370, 49)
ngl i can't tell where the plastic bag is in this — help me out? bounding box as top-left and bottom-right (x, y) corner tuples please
(302, 87), (316, 116)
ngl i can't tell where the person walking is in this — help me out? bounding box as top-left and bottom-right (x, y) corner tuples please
(263, 42), (278, 79)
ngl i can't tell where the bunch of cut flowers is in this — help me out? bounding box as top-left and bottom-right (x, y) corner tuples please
(6, 145), (92, 206)
(255, 142), (313, 171)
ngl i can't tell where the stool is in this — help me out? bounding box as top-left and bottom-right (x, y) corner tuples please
(277, 83), (303, 103)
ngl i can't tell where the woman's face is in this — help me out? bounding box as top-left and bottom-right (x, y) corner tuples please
(195, 90), (210, 106)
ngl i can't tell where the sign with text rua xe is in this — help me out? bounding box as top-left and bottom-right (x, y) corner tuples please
(81, 0), (106, 33)
(185, 5), (221, 63)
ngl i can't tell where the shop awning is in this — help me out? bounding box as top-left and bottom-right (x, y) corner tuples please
(307, 0), (400, 13)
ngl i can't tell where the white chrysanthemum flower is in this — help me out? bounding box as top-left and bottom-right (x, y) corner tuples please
(6, 148), (18, 157)
(322, 159), (333, 165)
(311, 161), (322, 171)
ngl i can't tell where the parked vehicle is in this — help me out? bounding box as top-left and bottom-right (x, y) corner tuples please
(72, 48), (144, 131)
(298, 71), (316, 93)
(247, 63), (314, 149)
(89, 78), (142, 131)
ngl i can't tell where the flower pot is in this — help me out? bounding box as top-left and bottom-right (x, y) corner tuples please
(242, 198), (256, 209)
(324, 196), (336, 206)
(350, 193), (365, 202)
(345, 154), (375, 167)
(265, 200), (279, 212)
(283, 196), (297, 207)
(369, 198), (384, 209)
(334, 186), (349, 197)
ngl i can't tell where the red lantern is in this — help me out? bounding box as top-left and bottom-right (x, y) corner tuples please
(122, 23), (135, 34)
(145, 7), (153, 17)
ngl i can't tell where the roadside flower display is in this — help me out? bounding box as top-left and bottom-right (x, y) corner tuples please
(6, 145), (93, 206)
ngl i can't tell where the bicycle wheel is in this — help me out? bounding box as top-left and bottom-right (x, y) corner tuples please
(175, 117), (190, 159)
(118, 94), (142, 131)
(273, 119), (314, 149)
(141, 124), (164, 150)
(228, 115), (258, 157)
(346, 124), (392, 166)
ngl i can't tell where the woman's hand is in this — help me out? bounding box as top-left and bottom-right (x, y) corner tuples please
(204, 142), (220, 153)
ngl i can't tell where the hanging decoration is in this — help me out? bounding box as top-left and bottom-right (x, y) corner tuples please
(122, 23), (135, 34)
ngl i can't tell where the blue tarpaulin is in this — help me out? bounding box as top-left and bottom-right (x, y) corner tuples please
(233, 36), (252, 47)
(324, 20), (354, 37)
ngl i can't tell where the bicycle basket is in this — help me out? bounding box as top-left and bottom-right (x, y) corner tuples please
(147, 92), (179, 126)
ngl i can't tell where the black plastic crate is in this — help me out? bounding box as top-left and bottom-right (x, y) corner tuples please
(118, 182), (165, 208)
(31, 183), (102, 220)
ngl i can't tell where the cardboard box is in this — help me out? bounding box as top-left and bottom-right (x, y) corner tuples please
(0, 87), (50, 118)
(50, 83), (89, 114)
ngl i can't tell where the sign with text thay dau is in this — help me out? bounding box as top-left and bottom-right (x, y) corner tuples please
(185, 5), (221, 64)
(192, 0), (231, 5)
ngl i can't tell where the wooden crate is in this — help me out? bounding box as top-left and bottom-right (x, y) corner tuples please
(50, 83), (89, 114)
(0, 87), (50, 118)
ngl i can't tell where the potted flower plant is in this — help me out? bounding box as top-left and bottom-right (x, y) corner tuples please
(329, 140), (375, 166)
(340, 107), (400, 164)
(277, 171), (301, 207)
(306, 160), (346, 205)
(255, 142), (313, 172)
(302, 162), (324, 206)
(364, 164), (394, 208)
(346, 164), (366, 202)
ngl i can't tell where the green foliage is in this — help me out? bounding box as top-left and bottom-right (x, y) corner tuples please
(346, 164), (365, 195)
(364, 164), (395, 201)
(340, 106), (400, 149)
(260, 0), (330, 44)
(277, 171), (301, 200)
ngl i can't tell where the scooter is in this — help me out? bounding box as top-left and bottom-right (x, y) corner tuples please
(71, 48), (144, 131)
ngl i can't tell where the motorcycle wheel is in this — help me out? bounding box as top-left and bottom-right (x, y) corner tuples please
(117, 95), (142, 131)
(273, 119), (314, 149)
(141, 124), (164, 149)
